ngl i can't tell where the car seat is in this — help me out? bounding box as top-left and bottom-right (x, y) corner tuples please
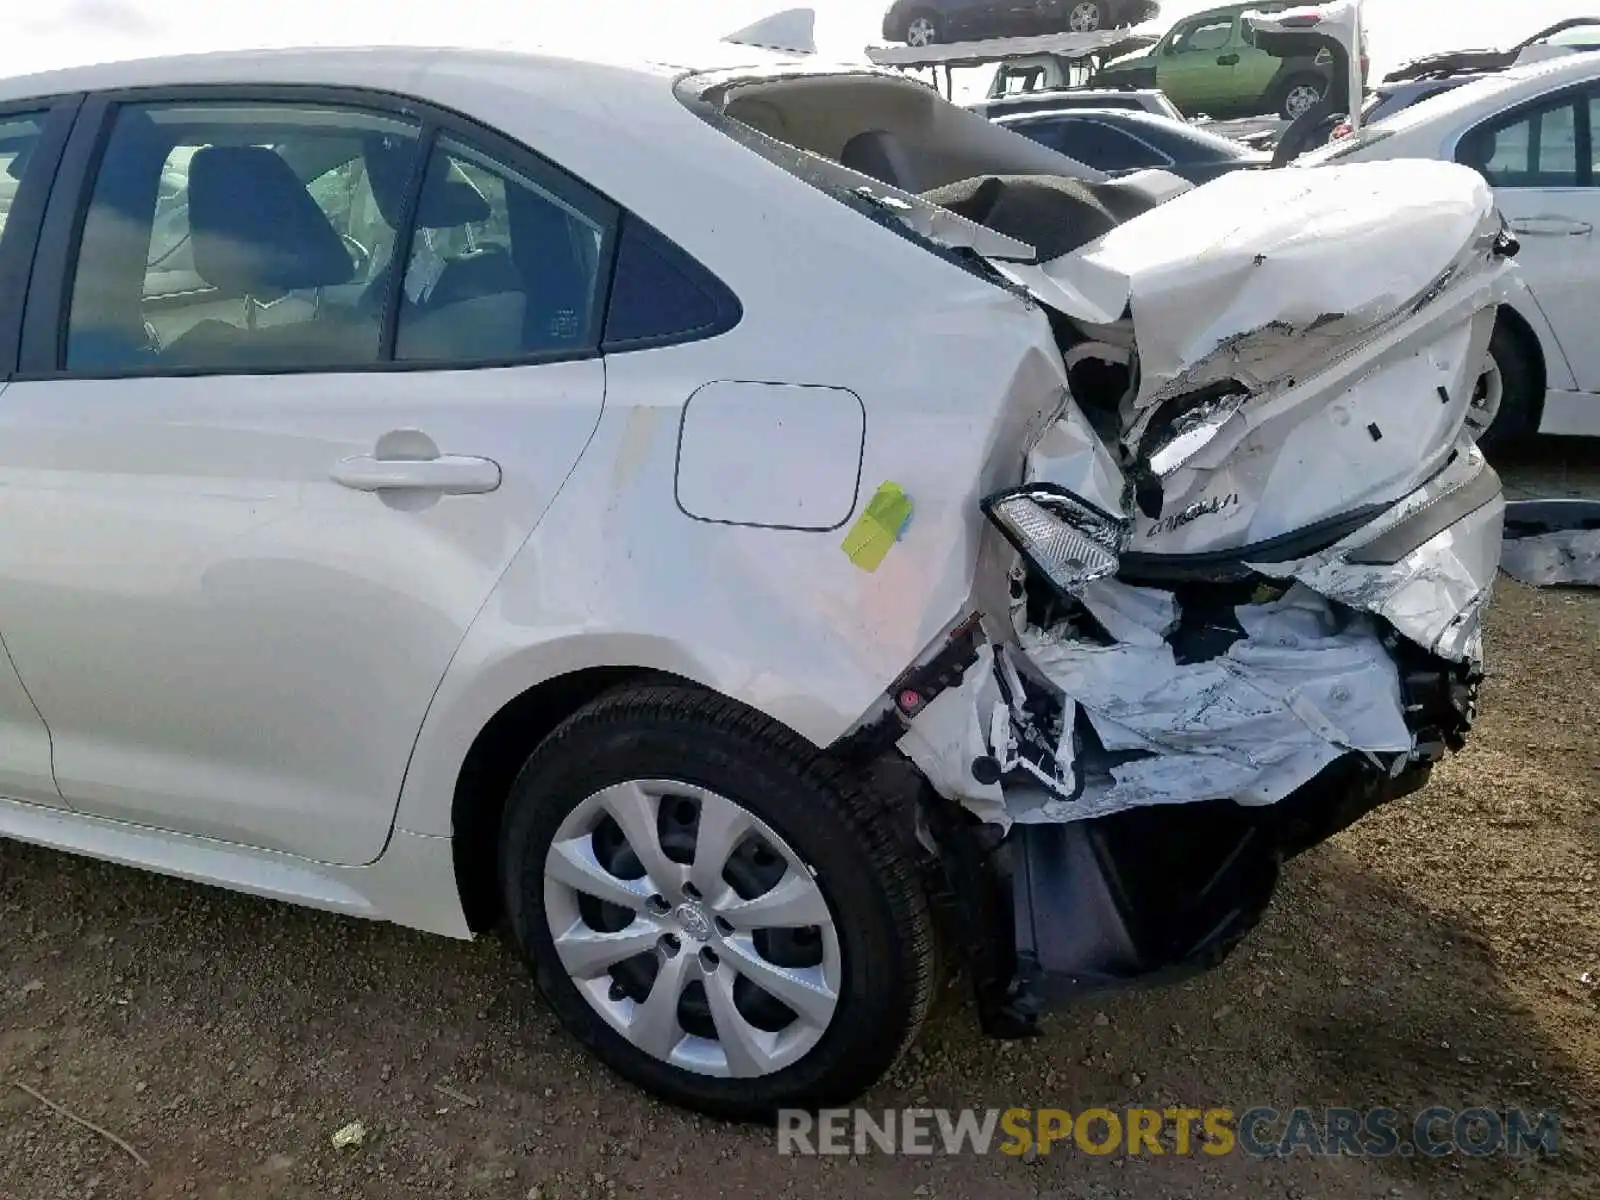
(162, 145), (368, 367)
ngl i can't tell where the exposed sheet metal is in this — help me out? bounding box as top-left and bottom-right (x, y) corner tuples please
(902, 581), (1415, 828)
(1249, 447), (1505, 664)
(1010, 160), (1501, 408)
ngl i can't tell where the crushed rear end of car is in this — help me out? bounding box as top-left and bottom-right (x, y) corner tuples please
(678, 61), (1516, 1037)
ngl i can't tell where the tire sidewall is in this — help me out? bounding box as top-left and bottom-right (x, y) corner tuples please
(500, 700), (920, 1116)
(1479, 323), (1535, 448)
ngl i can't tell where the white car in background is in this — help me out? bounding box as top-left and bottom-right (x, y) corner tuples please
(1302, 51), (1600, 444)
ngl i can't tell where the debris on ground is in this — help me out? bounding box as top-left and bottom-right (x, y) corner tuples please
(1501, 499), (1600, 587)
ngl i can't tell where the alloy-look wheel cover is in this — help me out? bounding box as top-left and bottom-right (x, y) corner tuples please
(907, 16), (938, 46)
(543, 780), (842, 1078)
(1068, 2), (1104, 32)
(1467, 352), (1504, 441)
(1286, 84), (1323, 118)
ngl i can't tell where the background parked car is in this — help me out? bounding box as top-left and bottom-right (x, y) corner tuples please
(985, 35), (1160, 95)
(1300, 52), (1600, 445)
(882, 0), (1161, 47)
(973, 85), (1182, 120)
(993, 105), (1267, 181)
(1093, 0), (1366, 119)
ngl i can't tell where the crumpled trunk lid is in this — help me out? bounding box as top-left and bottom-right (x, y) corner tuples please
(992, 159), (1504, 409)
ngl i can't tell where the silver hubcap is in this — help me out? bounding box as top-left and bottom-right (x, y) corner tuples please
(1068, 2), (1103, 31)
(543, 780), (841, 1079)
(1286, 84), (1322, 117)
(906, 16), (936, 46)
(1467, 352), (1504, 439)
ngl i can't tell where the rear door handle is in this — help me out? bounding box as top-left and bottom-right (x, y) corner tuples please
(1216, 53), (1240, 65)
(1508, 216), (1593, 237)
(330, 454), (502, 494)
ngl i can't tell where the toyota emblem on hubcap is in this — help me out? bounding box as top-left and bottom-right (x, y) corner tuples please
(675, 903), (714, 942)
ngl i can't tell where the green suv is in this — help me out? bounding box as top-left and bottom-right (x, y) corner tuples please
(1093, 2), (1367, 119)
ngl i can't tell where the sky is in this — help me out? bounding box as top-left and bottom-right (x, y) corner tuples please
(4, 0), (1593, 87)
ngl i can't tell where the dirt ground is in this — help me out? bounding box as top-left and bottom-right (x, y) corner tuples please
(2, 443), (1597, 1200)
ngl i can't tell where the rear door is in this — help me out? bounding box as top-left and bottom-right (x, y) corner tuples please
(0, 88), (615, 862)
(1458, 85), (1600, 392)
(1158, 12), (1240, 112)
(0, 99), (78, 810)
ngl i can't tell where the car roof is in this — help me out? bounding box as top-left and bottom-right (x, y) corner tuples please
(1363, 49), (1600, 135)
(0, 43), (769, 109)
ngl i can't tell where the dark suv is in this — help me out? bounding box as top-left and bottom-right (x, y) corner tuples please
(883, 0), (1162, 47)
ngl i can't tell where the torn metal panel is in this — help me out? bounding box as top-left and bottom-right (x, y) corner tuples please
(1018, 585), (1411, 818)
(1023, 401), (1127, 518)
(895, 643), (1010, 827)
(904, 579), (1416, 828)
(1247, 447), (1504, 663)
(1013, 160), (1504, 409)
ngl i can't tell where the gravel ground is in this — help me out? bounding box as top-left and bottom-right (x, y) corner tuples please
(1, 443), (1596, 1200)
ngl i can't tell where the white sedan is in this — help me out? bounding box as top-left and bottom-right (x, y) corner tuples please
(0, 43), (1507, 1117)
(1301, 50), (1600, 444)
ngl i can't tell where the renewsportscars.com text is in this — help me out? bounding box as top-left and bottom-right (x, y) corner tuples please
(777, 1106), (1562, 1159)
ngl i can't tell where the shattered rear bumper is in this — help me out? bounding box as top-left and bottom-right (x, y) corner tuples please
(839, 448), (1501, 1032)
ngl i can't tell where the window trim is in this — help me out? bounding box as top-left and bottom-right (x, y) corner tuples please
(1452, 82), (1597, 192)
(15, 82), (628, 382)
(0, 95), (83, 379)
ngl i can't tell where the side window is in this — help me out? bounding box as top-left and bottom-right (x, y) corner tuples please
(1037, 119), (1168, 171)
(393, 135), (615, 363)
(1460, 96), (1584, 189)
(602, 214), (741, 352)
(0, 112), (45, 250)
(67, 101), (423, 373)
(1172, 18), (1234, 55)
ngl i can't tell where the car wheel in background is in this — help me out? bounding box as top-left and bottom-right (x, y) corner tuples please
(499, 685), (936, 1118)
(905, 10), (943, 45)
(1277, 75), (1327, 120)
(1471, 321), (1537, 448)
(1067, 1), (1109, 32)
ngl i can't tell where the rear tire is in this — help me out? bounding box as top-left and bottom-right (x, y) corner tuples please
(1473, 320), (1537, 449)
(499, 685), (935, 1119)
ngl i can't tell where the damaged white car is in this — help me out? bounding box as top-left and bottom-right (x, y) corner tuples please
(0, 48), (1515, 1119)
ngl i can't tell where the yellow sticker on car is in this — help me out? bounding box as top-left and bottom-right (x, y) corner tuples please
(841, 482), (914, 572)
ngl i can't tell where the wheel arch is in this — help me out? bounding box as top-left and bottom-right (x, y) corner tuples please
(449, 664), (691, 932)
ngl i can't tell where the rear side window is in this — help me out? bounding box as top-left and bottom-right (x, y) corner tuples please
(1030, 119), (1169, 171)
(1459, 95), (1587, 188)
(601, 214), (741, 352)
(66, 100), (425, 373)
(393, 134), (616, 363)
(0, 113), (45, 251)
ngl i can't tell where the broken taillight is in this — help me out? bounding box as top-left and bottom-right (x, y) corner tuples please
(981, 485), (1129, 599)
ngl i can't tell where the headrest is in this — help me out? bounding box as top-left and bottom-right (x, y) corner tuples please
(921, 174), (1121, 260)
(839, 129), (919, 193)
(187, 145), (354, 294)
(363, 136), (491, 230)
